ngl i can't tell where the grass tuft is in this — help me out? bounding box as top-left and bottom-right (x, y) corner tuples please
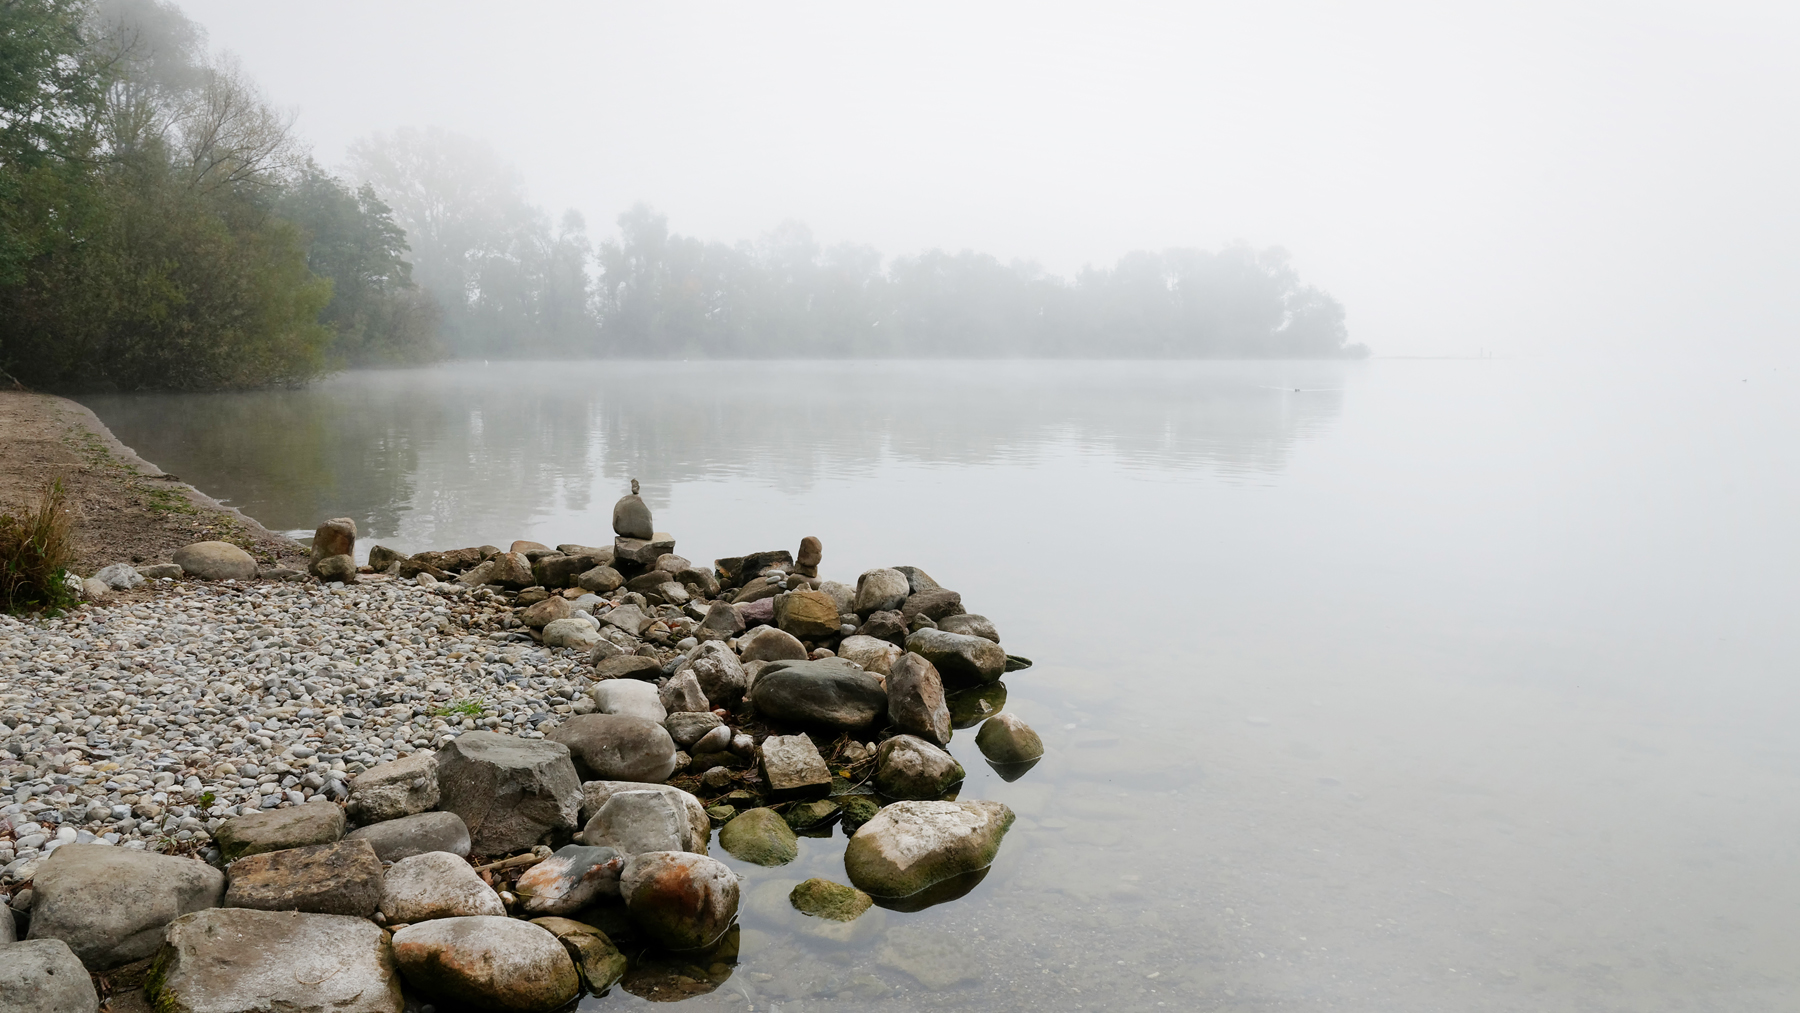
(0, 478), (80, 615)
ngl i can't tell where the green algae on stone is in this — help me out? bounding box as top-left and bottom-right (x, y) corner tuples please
(838, 795), (881, 834)
(718, 808), (798, 866)
(789, 877), (873, 922)
(784, 799), (840, 830)
(975, 711), (1044, 763)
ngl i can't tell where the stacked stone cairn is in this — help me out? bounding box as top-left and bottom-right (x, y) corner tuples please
(0, 482), (1043, 1012)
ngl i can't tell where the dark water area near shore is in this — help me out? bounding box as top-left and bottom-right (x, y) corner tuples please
(81, 357), (1800, 1010)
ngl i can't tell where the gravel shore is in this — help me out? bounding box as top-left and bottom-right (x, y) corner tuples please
(0, 574), (591, 878)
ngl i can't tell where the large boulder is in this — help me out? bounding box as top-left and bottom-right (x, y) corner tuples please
(346, 812), (470, 863)
(837, 634), (902, 675)
(844, 800), (1014, 899)
(546, 714), (678, 783)
(775, 589), (841, 640)
(515, 844), (625, 914)
(379, 851), (505, 922)
(392, 917), (579, 1013)
(612, 491), (653, 539)
(147, 909), (402, 1013)
(346, 751), (438, 824)
(852, 567), (911, 614)
(758, 733), (832, 801)
(26, 845), (224, 970)
(904, 628), (1007, 685)
(738, 625), (807, 663)
(619, 852), (740, 952)
(872, 735), (965, 799)
(0, 939), (99, 1013)
(976, 712), (1044, 763)
(688, 640), (747, 704)
(578, 782), (709, 855)
(222, 839), (384, 918)
(749, 658), (887, 730)
(718, 808), (797, 866)
(614, 533), (676, 568)
(590, 679), (666, 722)
(434, 732), (584, 856)
(215, 799), (345, 862)
(172, 541), (256, 581)
(886, 652), (951, 746)
(533, 552), (606, 589)
(578, 790), (685, 856)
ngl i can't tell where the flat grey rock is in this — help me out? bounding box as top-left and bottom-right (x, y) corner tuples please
(346, 811), (471, 863)
(26, 844), (224, 971)
(148, 909), (402, 1013)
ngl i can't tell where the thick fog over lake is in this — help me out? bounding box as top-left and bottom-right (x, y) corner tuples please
(175, 0), (1800, 359)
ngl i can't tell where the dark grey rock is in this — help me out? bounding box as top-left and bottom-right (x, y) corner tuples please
(517, 845), (625, 914)
(593, 654), (662, 680)
(345, 812), (471, 863)
(750, 658), (887, 730)
(894, 565), (941, 594)
(614, 534), (676, 567)
(26, 844), (224, 971)
(900, 588), (964, 624)
(434, 732), (584, 856)
(905, 628), (1008, 685)
(854, 609), (908, 645)
(613, 493), (653, 539)
(577, 564), (625, 593)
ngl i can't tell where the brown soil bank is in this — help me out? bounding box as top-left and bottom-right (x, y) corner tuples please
(0, 391), (306, 574)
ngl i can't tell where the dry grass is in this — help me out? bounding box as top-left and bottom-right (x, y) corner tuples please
(0, 477), (79, 614)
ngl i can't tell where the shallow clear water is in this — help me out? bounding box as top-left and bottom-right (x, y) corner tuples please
(81, 358), (1800, 1011)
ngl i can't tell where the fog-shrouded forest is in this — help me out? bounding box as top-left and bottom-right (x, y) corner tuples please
(0, 0), (1362, 393)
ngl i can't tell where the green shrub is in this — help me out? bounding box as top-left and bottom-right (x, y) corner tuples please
(0, 477), (79, 614)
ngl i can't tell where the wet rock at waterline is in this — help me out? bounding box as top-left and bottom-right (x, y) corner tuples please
(0, 939), (99, 1013)
(346, 811), (471, 862)
(433, 732), (583, 855)
(547, 713), (679, 783)
(759, 734), (833, 800)
(391, 916), (580, 1013)
(887, 651), (952, 746)
(516, 845), (627, 914)
(749, 657), (887, 729)
(844, 800), (1015, 900)
(947, 681), (1008, 728)
(838, 795), (881, 835)
(977, 711), (1045, 763)
(222, 839), (385, 917)
(790, 877), (873, 923)
(719, 808), (798, 866)
(530, 917), (628, 994)
(214, 799), (346, 861)
(874, 734), (966, 799)
(619, 852), (741, 952)
(346, 750), (439, 823)
(785, 799), (841, 831)
(379, 850), (506, 922)
(25, 845), (225, 971)
(173, 540), (257, 581)
(905, 627), (1007, 684)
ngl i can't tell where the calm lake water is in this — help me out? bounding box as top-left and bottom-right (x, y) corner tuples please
(81, 358), (1800, 1011)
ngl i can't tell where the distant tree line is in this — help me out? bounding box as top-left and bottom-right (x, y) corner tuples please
(0, 1), (1360, 393)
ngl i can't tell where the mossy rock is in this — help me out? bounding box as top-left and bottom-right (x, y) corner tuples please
(784, 799), (840, 830)
(790, 878), (872, 922)
(718, 808), (797, 866)
(838, 795), (881, 834)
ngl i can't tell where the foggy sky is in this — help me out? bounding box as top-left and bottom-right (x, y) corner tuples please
(178, 0), (1799, 358)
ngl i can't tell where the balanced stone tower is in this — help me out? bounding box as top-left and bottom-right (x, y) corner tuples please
(612, 478), (673, 569)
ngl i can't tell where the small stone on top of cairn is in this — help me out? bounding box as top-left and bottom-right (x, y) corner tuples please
(795, 536), (822, 578)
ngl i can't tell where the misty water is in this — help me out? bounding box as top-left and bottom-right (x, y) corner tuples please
(80, 358), (1800, 1011)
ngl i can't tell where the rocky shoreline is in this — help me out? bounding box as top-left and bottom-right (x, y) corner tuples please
(0, 484), (1043, 1011)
